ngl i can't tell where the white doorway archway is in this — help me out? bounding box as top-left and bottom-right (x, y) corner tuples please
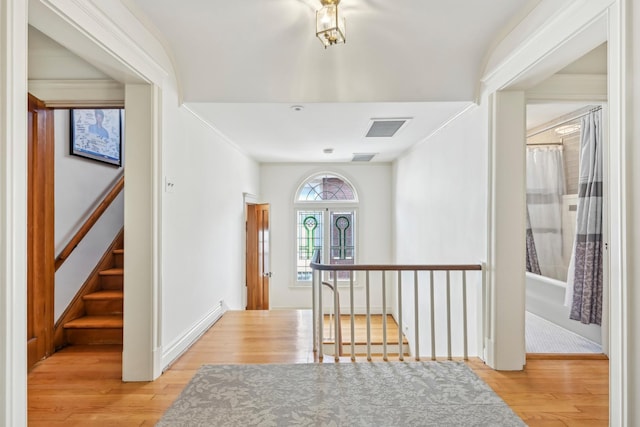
(27, 2), (165, 382)
(482, 2), (628, 425)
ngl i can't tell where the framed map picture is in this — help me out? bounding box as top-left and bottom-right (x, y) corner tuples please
(70, 108), (123, 166)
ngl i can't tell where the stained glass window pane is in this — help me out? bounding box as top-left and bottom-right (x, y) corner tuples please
(297, 174), (356, 201)
(296, 210), (323, 281)
(329, 211), (355, 280)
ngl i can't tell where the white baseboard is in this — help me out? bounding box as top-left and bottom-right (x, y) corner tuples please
(161, 302), (226, 371)
(484, 337), (495, 368)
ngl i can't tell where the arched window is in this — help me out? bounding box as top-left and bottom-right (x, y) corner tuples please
(297, 174), (358, 202)
(295, 173), (358, 283)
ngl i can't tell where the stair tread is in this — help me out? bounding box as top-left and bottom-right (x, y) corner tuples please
(99, 268), (123, 276)
(64, 315), (123, 329)
(83, 290), (123, 301)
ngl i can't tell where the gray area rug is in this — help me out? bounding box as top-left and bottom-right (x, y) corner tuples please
(157, 362), (526, 426)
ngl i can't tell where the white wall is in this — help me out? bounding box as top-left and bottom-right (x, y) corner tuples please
(160, 98), (260, 359)
(260, 163), (392, 310)
(393, 106), (487, 263)
(392, 105), (487, 358)
(53, 110), (124, 320)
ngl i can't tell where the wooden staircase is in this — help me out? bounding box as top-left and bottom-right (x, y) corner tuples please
(62, 247), (124, 345)
(50, 176), (125, 352)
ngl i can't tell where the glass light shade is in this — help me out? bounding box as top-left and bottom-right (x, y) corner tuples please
(316, 4), (345, 48)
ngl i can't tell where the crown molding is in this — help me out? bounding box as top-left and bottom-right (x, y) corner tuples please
(28, 79), (124, 108)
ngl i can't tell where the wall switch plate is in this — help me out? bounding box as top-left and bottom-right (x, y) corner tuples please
(165, 176), (176, 193)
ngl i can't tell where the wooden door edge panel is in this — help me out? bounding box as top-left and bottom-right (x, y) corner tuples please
(27, 94), (56, 369)
(247, 203), (270, 310)
(259, 204), (270, 310)
(246, 204), (259, 310)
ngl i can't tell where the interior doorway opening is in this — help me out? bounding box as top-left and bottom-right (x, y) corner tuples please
(525, 103), (608, 355)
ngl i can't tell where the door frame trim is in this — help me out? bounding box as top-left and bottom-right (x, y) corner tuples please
(245, 202), (270, 310)
(0, 0), (29, 423)
(243, 193), (260, 309)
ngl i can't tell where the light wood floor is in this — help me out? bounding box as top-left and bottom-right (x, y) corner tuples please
(28, 310), (608, 426)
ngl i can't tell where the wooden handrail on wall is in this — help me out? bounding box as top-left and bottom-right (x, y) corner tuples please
(54, 175), (124, 271)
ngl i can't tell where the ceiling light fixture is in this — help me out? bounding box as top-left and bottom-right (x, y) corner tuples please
(316, 0), (346, 48)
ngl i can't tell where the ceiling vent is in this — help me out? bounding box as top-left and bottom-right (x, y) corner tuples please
(352, 153), (377, 162)
(365, 118), (411, 138)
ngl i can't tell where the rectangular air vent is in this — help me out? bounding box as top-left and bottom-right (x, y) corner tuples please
(352, 153), (377, 162)
(365, 118), (411, 138)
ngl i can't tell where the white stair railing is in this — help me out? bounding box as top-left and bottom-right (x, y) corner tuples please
(310, 250), (484, 362)
(321, 280), (342, 357)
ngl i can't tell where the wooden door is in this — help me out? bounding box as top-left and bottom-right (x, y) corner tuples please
(27, 94), (55, 369)
(246, 203), (270, 310)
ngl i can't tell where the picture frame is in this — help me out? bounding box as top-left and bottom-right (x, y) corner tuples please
(70, 108), (123, 166)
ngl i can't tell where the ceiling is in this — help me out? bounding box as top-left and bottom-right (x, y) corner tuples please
(128, 0), (533, 104)
(30, 1), (542, 162)
(187, 102), (470, 162)
(28, 26), (111, 80)
(121, 0), (534, 162)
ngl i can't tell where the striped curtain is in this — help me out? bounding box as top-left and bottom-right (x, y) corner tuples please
(569, 109), (603, 325)
(525, 207), (541, 275)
